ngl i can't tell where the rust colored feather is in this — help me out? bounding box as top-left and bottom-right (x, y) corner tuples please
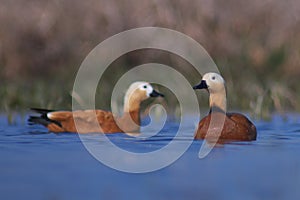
(195, 112), (257, 142)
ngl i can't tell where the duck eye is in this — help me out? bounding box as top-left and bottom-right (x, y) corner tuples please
(143, 85), (147, 89)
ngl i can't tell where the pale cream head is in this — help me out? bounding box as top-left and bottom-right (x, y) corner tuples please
(124, 82), (163, 112)
(193, 72), (227, 112)
(202, 73), (226, 94)
(125, 81), (154, 101)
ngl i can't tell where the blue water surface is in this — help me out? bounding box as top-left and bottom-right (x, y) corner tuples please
(1, 114), (300, 200)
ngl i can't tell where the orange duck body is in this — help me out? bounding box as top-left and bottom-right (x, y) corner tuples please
(29, 82), (163, 134)
(195, 111), (257, 141)
(193, 73), (257, 142)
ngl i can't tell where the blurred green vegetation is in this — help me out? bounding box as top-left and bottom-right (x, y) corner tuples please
(1, 0), (300, 119)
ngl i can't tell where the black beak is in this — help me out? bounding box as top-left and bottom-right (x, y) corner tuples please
(193, 80), (208, 90)
(150, 89), (164, 97)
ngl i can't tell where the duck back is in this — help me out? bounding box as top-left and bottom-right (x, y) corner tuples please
(195, 112), (257, 142)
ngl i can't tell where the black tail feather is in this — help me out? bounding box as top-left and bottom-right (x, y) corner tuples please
(28, 108), (62, 128)
(28, 116), (52, 126)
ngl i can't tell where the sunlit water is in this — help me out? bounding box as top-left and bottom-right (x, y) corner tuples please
(1, 114), (300, 200)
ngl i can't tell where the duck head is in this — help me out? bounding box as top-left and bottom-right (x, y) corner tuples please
(193, 73), (225, 94)
(124, 82), (164, 112)
(193, 73), (227, 112)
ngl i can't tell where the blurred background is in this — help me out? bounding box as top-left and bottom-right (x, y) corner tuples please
(1, 0), (300, 119)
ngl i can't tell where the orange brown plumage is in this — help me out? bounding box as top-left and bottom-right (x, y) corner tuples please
(29, 82), (164, 134)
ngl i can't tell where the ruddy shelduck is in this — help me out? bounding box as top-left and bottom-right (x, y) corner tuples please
(29, 82), (164, 134)
(193, 73), (257, 142)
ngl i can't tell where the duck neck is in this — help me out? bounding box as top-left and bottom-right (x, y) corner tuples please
(209, 89), (227, 113)
(123, 96), (141, 126)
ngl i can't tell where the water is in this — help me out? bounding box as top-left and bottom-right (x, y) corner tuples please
(1, 114), (300, 200)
